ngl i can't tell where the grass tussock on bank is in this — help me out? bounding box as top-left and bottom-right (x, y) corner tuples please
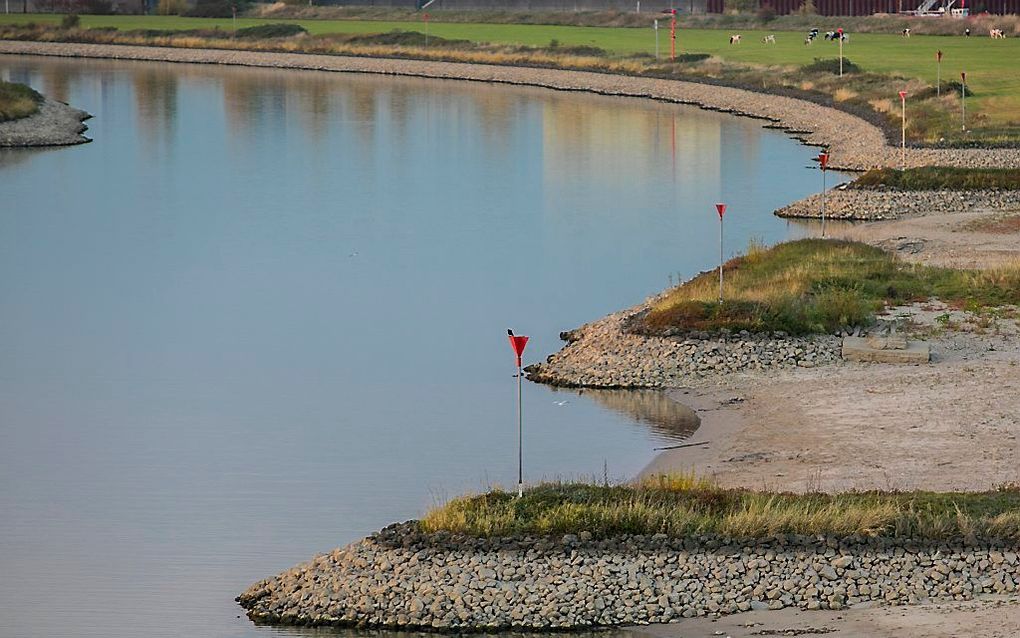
(637, 239), (1020, 335)
(853, 166), (1020, 191)
(422, 475), (1020, 542)
(0, 81), (43, 122)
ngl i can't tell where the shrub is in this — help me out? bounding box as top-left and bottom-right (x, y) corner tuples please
(802, 57), (861, 75)
(852, 167), (1020, 190)
(0, 81), (43, 122)
(234, 23), (308, 38)
(796, 0), (817, 14)
(157, 0), (188, 15)
(184, 0), (245, 18)
(60, 13), (80, 29)
(756, 4), (777, 21)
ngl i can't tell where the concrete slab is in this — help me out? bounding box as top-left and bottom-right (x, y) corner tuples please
(842, 336), (931, 363)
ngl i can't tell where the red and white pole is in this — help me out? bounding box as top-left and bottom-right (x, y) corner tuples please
(670, 10), (677, 61)
(837, 28), (844, 77)
(507, 330), (529, 497)
(899, 90), (907, 170)
(715, 203), (727, 303)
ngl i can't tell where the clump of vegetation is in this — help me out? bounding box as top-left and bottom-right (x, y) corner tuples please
(853, 167), (1020, 191)
(234, 23), (307, 39)
(184, 0), (246, 18)
(423, 475), (1020, 542)
(59, 14), (80, 29)
(802, 57), (861, 76)
(636, 239), (1020, 335)
(0, 81), (43, 122)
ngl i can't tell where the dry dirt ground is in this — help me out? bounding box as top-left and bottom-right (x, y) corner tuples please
(631, 596), (1020, 638)
(641, 208), (1020, 493)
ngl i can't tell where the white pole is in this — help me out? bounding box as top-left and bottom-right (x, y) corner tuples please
(654, 20), (659, 61)
(718, 216), (724, 304)
(937, 59), (941, 97)
(821, 166), (827, 238)
(839, 36), (843, 77)
(517, 362), (523, 498)
(901, 95), (906, 170)
(961, 75), (967, 131)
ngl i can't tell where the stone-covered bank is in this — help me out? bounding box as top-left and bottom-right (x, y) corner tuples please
(524, 304), (841, 389)
(774, 188), (1020, 222)
(238, 522), (1020, 630)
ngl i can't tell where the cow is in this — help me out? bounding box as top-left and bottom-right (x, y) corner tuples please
(762, 34), (776, 44)
(805, 28), (818, 45)
(990, 28), (1006, 39)
(729, 34), (742, 44)
(902, 28), (911, 37)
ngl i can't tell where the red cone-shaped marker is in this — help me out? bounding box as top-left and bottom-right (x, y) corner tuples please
(508, 335), (529, 367)
(715, 203), (727, 218)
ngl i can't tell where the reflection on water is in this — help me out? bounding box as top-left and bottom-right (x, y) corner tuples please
(562, 389), (700, 442)
(1, 56), (843, 638)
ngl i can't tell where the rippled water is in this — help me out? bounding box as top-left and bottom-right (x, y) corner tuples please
(0, 57), (829, 637)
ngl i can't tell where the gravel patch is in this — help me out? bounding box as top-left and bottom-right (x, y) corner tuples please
(775, 188), (1020, 221)
(2, 40), (1020, 171)
(525, 304), (841, 389)
(237, 521), (1020, 631)
(0, 98), (90, 147)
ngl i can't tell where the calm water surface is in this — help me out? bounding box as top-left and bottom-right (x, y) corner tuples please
(1, 57), (827, 637)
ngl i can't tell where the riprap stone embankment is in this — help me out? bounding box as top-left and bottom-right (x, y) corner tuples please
(775, 188), (1020, 221)
(525, 305), (840, 389)
(238, 521), (1020, 631)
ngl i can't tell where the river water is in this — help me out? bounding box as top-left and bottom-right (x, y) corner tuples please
(1, 57), (827, 637)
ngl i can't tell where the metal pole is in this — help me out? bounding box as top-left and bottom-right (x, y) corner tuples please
(517, 363), (523, 498)
(937, 59), (941, 97)
(654, 20), (659, 61)
(901, 96), (906, 170)
(839, 36), (843, 77)
(961, 76), (966, 131)
(821, 167), (827, 238)
(718, 216), (724, 304)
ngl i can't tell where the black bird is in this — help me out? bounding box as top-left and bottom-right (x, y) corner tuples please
(508, 329), (514, 336)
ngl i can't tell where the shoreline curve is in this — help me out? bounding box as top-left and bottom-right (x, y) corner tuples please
(3, 39), (1019, 171)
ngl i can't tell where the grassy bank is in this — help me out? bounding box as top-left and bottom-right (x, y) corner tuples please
(423, 475), (1020, 542)
(1, 15), (1019, 144)
(636, 239), (1020, 335)
(0, 80), (42, 121)
(853, 166), (1020, 190)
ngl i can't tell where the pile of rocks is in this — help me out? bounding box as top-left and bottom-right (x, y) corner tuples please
(525, 309), (840, 388)
(237, 521), (1020, 630)
(774, 188), (1020, 221)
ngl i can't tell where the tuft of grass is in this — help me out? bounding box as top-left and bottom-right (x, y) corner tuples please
(852, 166), (1020, 191)
(234, 23), (307, 39)
(422, 476), (1020, 542)
(637, 239), (1020, 335)
(0, 80), (43, 122)
(802, 57), (861, 75)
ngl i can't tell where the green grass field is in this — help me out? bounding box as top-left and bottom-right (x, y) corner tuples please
(2, 14), (1019, 126)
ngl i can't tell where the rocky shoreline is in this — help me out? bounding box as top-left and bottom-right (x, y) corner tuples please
(3, 40), (1020, 172)
(0, 98), (90, 147)
(525, 303), (841, 389)
(775, 187), (1020, 221)
(238, 521), (1020, 631)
